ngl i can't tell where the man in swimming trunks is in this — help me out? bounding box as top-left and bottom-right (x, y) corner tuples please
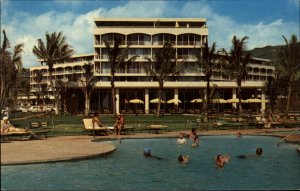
(114, 113), (124, 135)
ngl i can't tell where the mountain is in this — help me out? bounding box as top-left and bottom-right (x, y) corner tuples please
(250, 42), (300, 60)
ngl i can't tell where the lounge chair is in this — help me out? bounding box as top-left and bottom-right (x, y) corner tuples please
(1, 120), (32, 141)
(120, 126), (135, 135)
(145, 125), (167, 134)
(28, 121), (49, 139)
(82, 119), (114, 136)
(40, 121), (55, 136)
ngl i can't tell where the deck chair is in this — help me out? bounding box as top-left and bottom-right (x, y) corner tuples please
(82, 119), (114, 136)
(40, 121), (55, 136)
(1, 120), (32, 141)
(28, 121), (48, 139)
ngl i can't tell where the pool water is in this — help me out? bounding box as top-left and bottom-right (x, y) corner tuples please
(2, 136), (300, 190)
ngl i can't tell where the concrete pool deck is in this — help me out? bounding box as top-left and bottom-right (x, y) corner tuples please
(1, 128), (299, 165)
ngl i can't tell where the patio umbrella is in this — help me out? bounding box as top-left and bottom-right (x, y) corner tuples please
(167, 98), (182, 105)
(212, 99), (227, 103)
(150, 98), (165, 104)
(190, 98), (203, 103)
(246, 98), (268, 103)
(226, 98), (239, 103)
(129, 99), (144, 104)
(226, 98), (247, 103)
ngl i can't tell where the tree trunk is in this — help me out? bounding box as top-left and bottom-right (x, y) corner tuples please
(111, 76), (116, 115)
(49, 71), (59, 115)
(84, 90), (90, 116)
(237, 80), (243, 116)
(206, 77), (210, 122)
(156, 83), (163, 117)
(285, 78), (292, 118)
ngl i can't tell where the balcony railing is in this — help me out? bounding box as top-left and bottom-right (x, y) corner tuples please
(101, 40), (126, 46)
(177, 55), (195, 59)
(177, 41), (197, 46)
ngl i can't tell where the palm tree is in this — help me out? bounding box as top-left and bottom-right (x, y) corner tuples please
(32, 31), (74, 114)
(20, 80), (31, 112)
(224, 36), (251, 115)
(275, 34), (300, 117)
(0, 30), (24, 117)
(81, 63), (97, 116)
(265, 74), (281, 114)
(144, 42), (185, 117)
(103, 36), (138, 115)
(194, 42), (218, 121)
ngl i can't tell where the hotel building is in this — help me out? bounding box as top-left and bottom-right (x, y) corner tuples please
(29, 18), (275, 114)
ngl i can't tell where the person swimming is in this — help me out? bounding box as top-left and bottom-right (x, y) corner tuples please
(177, 132), (187, 144)
(143, 148), (165, 160)
(178, 155), (189, 164)
(191, 136), (200, 147)
(238, 147), (263, 159)
(215, 154), (230, 168)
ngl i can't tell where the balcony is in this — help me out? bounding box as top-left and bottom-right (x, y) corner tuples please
(177, 41), (198, 46)
(177, 55), (195, 60)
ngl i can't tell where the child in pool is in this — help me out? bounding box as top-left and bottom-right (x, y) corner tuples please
(177, 132), (187, 144)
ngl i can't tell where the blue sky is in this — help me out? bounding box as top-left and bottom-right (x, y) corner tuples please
(1, 0), (299, 68)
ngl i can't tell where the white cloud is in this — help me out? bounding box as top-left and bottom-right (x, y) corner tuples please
(288, 0), (300, 9)
(2, 0), (298, 68)
(179, 1), (298, 51)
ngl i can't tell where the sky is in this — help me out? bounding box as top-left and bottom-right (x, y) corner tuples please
(1, 0), (299, 68)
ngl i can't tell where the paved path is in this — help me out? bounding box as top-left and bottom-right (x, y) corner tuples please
(1, 128), (299, 165)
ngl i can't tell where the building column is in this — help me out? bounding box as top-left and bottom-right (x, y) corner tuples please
(261, 90), (266, 112)
(232, 89), (237, 109)
(116, 89), (120, 114)
(145, 89), (149, 114)
(174, 88), (179, 105)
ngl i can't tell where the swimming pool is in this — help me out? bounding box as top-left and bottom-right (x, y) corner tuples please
(1, 136), (300, 190)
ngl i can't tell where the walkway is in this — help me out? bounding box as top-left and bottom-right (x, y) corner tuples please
(1, 128), (299, 165)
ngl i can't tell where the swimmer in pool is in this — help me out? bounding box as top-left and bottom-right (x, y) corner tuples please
(178, 155), (189, 164)
(191, 136), (200, 147)
(143, 148), (164, 160)
(215, 154), (230, 168)
(177, 132), (187, 144)
(238, 147), (263, 159)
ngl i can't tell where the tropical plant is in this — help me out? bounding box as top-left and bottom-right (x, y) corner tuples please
(20, 80), (31, 112)
(194, 42), (219, 121)
(274, 34), (300, 117)
(81, 63), (97, 116)
(265, 74), (281, 114)
(103, 35), (138, 115)
(0, 30), (24, 118)
(32, 31), (74, 114)
(144, 42), (185, 117)
(223, 36), (252, 115)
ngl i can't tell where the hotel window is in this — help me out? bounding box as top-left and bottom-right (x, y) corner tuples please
(101, 33), (125, 45)
(101, 62), (110, 74)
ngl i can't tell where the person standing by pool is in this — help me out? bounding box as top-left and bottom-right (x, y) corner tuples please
(189, 128), (197, 140)
(92, 112), (104, 127)
(177, 132), (187, 144)
(114, 113), (124, 135)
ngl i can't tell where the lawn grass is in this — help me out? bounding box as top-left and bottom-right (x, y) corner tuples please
(9, 113), (202, 136)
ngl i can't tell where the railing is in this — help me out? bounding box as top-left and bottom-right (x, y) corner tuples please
(277, 128), (300, 146)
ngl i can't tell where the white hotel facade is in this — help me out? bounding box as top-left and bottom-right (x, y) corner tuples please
(29, 18), (274, 114)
